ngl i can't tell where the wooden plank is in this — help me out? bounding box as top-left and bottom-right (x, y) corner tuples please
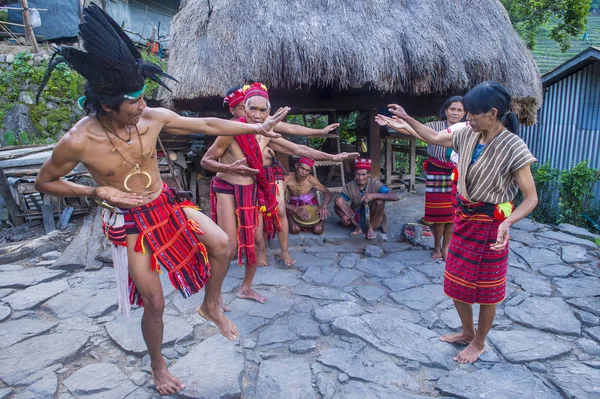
(384, 137), (392, 185)
(41, 194), (55, 233)
(0, 167), (25, 226)
(368, 110), (381, 179)
(57, 206), (74, 230)
(409, 137), (417, 192)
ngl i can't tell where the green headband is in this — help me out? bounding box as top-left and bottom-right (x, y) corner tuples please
(77, 84), (147, 109)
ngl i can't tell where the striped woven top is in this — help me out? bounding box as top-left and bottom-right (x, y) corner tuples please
(452, 126), (537, 204)
(425, 120), (450, 162)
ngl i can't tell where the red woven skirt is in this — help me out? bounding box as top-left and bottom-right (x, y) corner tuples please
(443, 197), (509, 305)
(424, 158), (454, 224)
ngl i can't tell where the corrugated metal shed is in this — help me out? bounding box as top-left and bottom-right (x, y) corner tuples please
(521, 47), (600, 202)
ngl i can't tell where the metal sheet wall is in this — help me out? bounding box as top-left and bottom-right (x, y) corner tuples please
(521, 61), (600, 203)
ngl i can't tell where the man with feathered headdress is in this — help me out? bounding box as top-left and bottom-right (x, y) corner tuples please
(201, 82), (359, 304)
(34, 4), (290, 395)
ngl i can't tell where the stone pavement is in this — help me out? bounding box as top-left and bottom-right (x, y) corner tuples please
(0, 192), (599, 398)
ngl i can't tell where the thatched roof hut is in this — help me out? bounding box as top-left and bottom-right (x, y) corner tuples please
(165, 0), (542, 124)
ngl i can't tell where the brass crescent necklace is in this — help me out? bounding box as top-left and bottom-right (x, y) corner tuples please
(102, 123), (154, 192)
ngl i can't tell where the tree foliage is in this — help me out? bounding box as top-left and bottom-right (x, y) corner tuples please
(500, 0), (592, 52)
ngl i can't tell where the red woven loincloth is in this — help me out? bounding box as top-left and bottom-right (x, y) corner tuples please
(424, 158), (454, 224)
(210, 176), (258, 267)
(443, 196), (509, 305)
(103, 184), (210, 306)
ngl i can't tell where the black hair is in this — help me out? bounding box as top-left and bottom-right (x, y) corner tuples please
(82, 83), (126, 116)
(225, 85), (243, 97)
(463, 81), (519, 132)
(438, 95), (465, 121)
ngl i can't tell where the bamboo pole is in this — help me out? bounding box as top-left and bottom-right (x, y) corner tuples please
(19, 0), (38, 53)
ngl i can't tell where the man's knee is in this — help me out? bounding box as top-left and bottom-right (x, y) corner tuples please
(143, 293), (165, 316)
(209, 229), (231, 259)
(313, 224), (324, 235)
(334, 196), (345, 207)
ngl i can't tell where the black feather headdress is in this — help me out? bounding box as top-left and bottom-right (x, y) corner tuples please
(36, 3), (177, 102)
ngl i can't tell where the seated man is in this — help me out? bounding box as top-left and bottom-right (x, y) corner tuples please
(285, 157), (332, 235)
(334, 158), (399, 239)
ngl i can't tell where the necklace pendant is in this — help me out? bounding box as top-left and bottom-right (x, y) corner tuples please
(126, 139), (133, 145)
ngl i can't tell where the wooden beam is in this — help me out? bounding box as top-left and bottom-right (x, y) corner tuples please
(19, 0), (38, 52)
(368, 110), (381, 180)
(0, 167), (25, 226)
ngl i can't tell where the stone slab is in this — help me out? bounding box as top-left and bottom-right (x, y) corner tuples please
(0, 304), (10, 322)
(390, 284), (445, 311)
(513, 275), (552, 297)
(562, 244), (591, 264)
(437, 364), (561, 399)
(0, 319), (59, 349)
(510, 246), (562, 270)
(364, 245), (384, 258)
(383, 268), (430, 292)
(170, 335), (244, 399)
(549, 362), (600, 399)
(354, 286), (385, 302)
(3, 279), (69, 311)
(289, 340), (317, 354)
(0, 230), (69, 264)
(63, 363), (137, 398)
(488, 330), (572, 363)
(558, 223), (600, 241)
(513, 218), (547, 232)
(505, 297), (581, 336)
(292, 286), (356, 302)
(535, 230), (598, 249)
(106, 310), (193, 355)
(14, 372), (58, 399)
(0, 267), (67, 289)
(554, 277), (600, 298)
(253, 266), (302, 287)
(539, 265), (575, 278)
(567, 297), (600, 317)
(259, 323), (299, 346)
(255, 358), (316, 399)
(52, 215), (95, 271)
(314, 301), (364, 324)
(355, 258), (404, 278)
(0, 330), (89, 385)
(332, 314), (455, 369)
(288, 313), (321, 339)
(339, 253), (360, 269)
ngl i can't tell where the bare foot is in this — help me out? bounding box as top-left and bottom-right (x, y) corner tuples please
(255, 252), (268, 267)
(281, 251), (296, 267)
(220, 302), (231, 312)
(198, 303), (239, 340)
(432, 250), (443, 261)
(151, 363), (185, 396)
(350, 227), (363, 237)
(366, 228), (377, 240)
(238, 288), (268, 303)
(453, 342), (486, 363)
(439, 331), (475, 344)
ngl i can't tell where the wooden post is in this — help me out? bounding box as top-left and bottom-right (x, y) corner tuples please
(0, 167), (25, 226)
(368, 110), (381, 180)
(409, 137), (416, 192)
(19, 0), (39, 53)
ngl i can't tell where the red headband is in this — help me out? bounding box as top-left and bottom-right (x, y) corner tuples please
(243, 82), (269, 102)
(354, 158), (372, 171)
(297, 157), (315, 168)
(223, 88), (244, 109)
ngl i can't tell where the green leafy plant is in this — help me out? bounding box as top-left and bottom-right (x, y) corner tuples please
(559, 160), (600, 225)
(3, 131), (28, 146)
(529, 161), (561, 224)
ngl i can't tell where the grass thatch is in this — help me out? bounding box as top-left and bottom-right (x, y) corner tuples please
(165, 0), (542, 124)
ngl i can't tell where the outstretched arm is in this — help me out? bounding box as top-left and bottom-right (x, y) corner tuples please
(35, 130), (143, 206)
(201, 137), (259, 176)
(380, 104), (454, 148)
(267, 138), (360, 162)
(275, 122), (339, 136)
(154, 107), (290, 138)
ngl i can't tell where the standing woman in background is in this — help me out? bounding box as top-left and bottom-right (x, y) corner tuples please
(423, 96), (466, 260)
(376, 81), (538, 363)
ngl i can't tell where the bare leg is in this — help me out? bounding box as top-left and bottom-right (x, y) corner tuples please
(214, 192), (240, 312)
(183, 208), (238, 340)
(431, 223), (444, 260)
(238, 265), (267, 303)
(455, 304), (495, 363)
(440, 299), (476, 344)
(367, 200), (385, 240)
(126, 235), (185, 396)
(334, 197), (362, 237)
(313, 220), (324, 235)
(275, 181), (295, 266)
(442, 223), (453, 260)
(237, 215), (267, 302)
(289, 216), (302, 235)
(254, 217), (269, 267)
